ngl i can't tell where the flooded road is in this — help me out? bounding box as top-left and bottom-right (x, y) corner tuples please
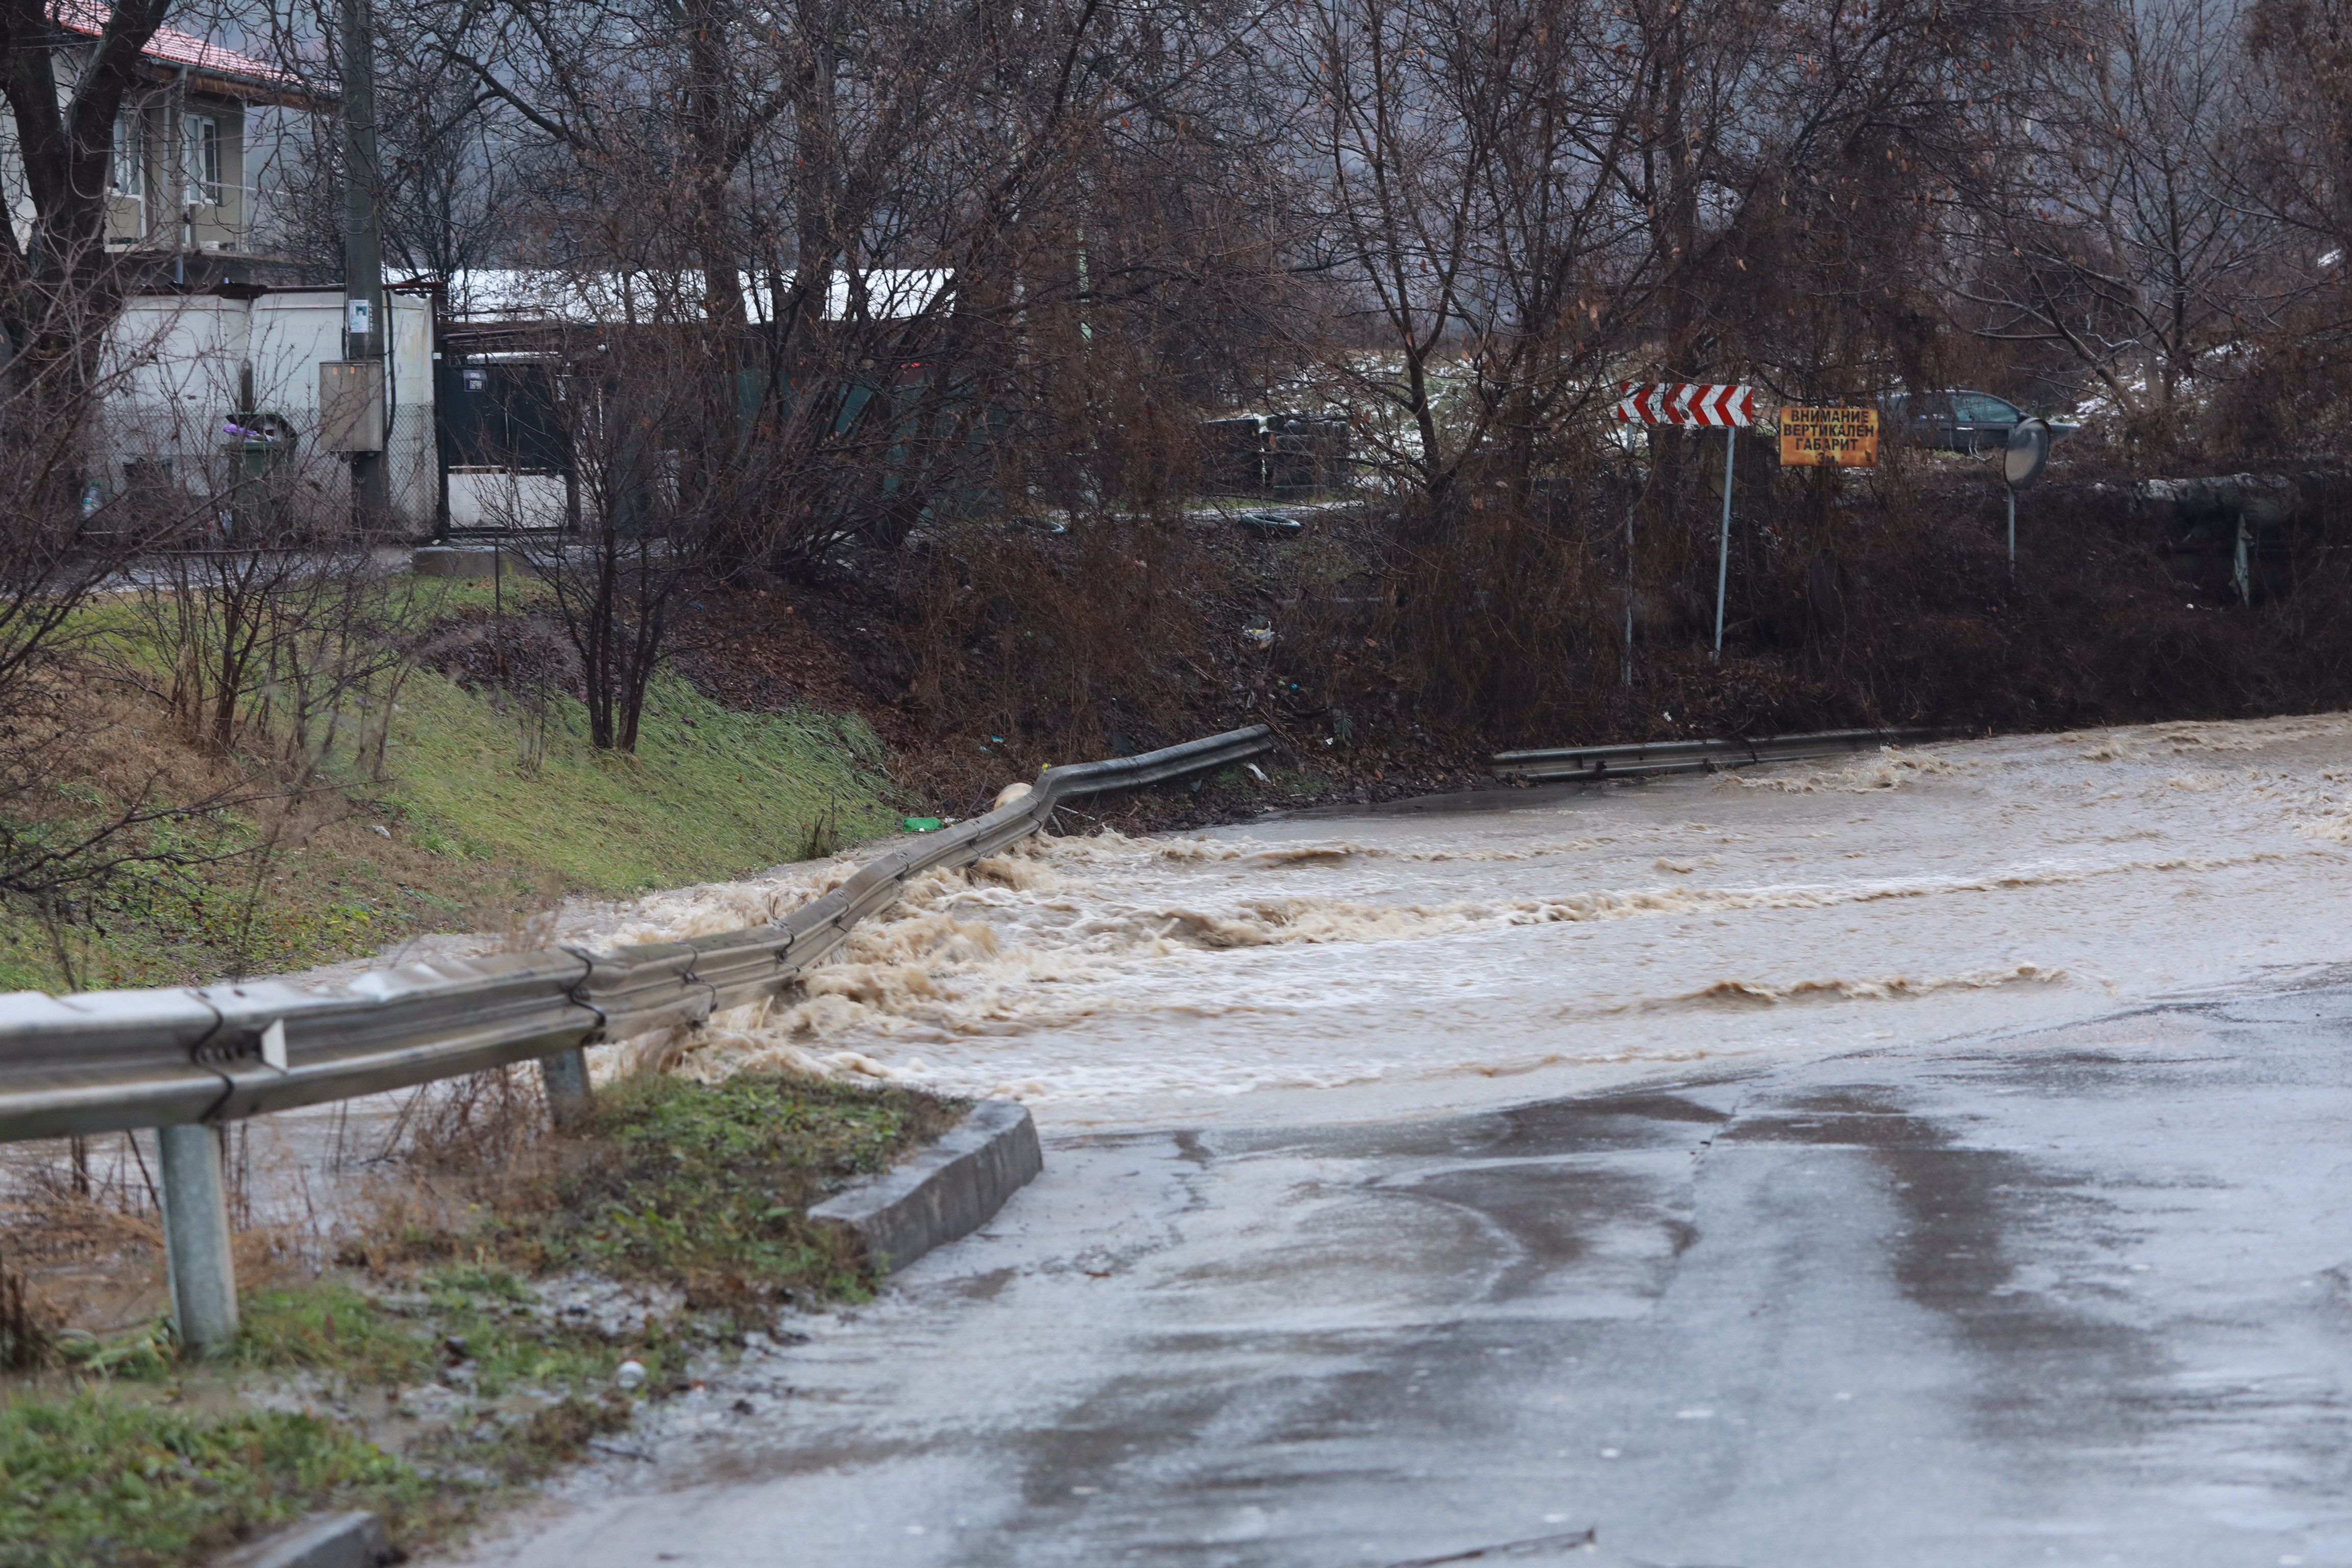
(599, 713), (2352, 1130)
(408, 714), (2352, 1566)
(434, 973), (2352, 1568)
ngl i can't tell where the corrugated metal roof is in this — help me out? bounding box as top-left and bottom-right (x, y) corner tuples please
(446, 267), (955, 325)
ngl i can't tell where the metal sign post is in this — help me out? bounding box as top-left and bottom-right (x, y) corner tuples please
(1612, 383), (1756, 670)
(2002, 419), (2052, 578)
(1622, 446), (1637, 687)
(1714, 425), (1736, 658)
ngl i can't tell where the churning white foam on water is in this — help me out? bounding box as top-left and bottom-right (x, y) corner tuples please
(1632, 962), (2068, 1012)
(561, 714), (2352, 1125)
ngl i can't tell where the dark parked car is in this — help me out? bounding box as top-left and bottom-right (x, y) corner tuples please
(1884, 390), (2080, 454)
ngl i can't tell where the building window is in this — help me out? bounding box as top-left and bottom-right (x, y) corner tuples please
(112, 112), (142, 198)
(183, 113), (219, 206)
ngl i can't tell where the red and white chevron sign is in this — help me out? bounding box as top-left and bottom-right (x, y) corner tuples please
(1612, 382), (1756, 427)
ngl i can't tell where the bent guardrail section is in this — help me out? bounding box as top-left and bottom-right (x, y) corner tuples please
(0, 724), (1276, 1146)
(1492, 727), (1950, 782)
(0, 724), (1274, 1353)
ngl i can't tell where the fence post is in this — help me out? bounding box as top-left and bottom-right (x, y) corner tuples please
(541, 1048), (594, 1126)
(156, 1123), (238, 1355)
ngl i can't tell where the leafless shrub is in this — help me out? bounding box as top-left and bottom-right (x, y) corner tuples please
(100, 421), (425, 783)
(487, 321), (723, 753)
(0, 1253), (56, 1369)
(896, 511), (1237, 766)
(389, 1067), (553, 1175)
(795, 797), (844, 862)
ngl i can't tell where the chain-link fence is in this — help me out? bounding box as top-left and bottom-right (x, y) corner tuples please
(90, 399), (441, 538)
(385, 402), (435, 534)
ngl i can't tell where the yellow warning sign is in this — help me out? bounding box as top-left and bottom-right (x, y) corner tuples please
(1778, 406), (1879, 468)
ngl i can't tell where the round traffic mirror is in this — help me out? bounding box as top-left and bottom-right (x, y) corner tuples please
(2004, 418), (2051, 489)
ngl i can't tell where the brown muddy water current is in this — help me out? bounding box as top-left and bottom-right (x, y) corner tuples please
(442, 712), (2352, 1132)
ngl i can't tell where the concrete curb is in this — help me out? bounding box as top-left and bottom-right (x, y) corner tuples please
(810, 1099), (1042, 1276)
(411, 545), (545, 580)
(213, 1511), (388, 1568)
(201, 1107), (1038, 1567)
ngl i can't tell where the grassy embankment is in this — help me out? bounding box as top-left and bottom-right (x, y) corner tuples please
(0, 572), (901, 993)
(1, 1070), (965, 1568)
(0, 572), (935, 1561)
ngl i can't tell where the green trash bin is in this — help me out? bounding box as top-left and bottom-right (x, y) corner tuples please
(221, 410), (298, 531)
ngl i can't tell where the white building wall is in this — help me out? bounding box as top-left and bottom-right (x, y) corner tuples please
(248, 290), (342, 410)
(95, 288), (437, 536)
(105, 295), (246, 468)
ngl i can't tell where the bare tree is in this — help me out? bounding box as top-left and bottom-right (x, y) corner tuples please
(2245, 0), (2352, 257)
(253, 7), (541, 283)
(0, 0), (176, 401)
(495, 310), (733, 753)
(1945, 0), (2283, 445)
(1281, 0), (1681, 504)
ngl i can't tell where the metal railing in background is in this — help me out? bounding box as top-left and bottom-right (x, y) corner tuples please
(1491, 727), (1950, 783)
(0, 724), (1275, 1351)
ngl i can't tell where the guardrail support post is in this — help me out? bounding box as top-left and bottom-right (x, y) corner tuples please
(157, 1124), (238, 1356)
(541, 1048), (594, 1126)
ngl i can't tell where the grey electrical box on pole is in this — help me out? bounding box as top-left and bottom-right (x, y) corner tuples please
(340, 0), (388, 521)
(319, 361), (385, 451)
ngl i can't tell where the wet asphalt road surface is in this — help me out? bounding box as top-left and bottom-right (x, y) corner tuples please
(441, 982), (2352, 1568)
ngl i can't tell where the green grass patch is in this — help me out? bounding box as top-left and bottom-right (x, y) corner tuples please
(4, 1070), (970, 1564)
(408, 1070), (970, 1308)
(12, 1270), (677, 1566)
(0, 819), (510, 992)
(0, 1392), (423, 1568)
(233, 1269), (678, 1401)
(231, 1283), (439, 1388)
(378, 667), (896, 897)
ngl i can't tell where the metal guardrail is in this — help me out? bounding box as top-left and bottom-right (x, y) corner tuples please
(0, 724), (1276, 1147)
(0, 723), (1275, 1352)
(1491, 727), (1950, 782)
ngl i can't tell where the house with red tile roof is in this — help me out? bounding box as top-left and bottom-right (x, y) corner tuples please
(32, 2), (329, 272)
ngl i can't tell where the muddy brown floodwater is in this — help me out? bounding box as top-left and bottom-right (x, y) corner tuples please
(505, 710), (2352, 1132)
(409, 713), (2352, 1568)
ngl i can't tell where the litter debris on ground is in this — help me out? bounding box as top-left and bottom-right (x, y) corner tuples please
(902, 816), (945, 832)
(1234, 511), (1304, 536)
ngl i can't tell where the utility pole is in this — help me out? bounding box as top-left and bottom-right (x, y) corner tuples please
(340, 0), (388, 522)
